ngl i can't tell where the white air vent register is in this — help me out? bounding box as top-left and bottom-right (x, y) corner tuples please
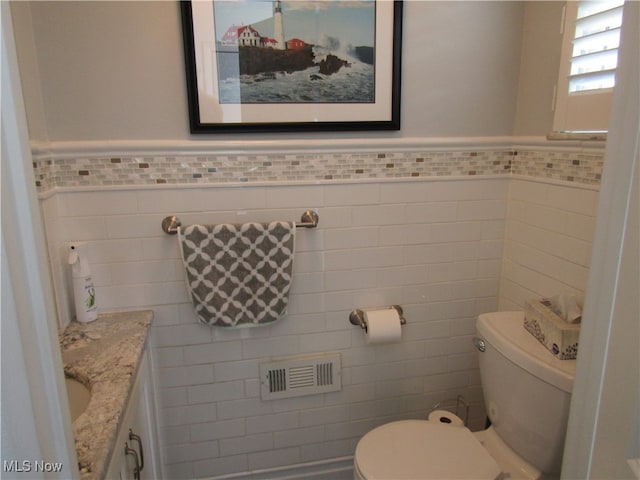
(260, 353), (341, 400)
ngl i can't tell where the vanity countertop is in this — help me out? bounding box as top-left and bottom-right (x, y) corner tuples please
(60, 310), (153, 480)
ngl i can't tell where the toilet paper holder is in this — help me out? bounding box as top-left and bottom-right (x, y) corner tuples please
(349, 305), (406, 332)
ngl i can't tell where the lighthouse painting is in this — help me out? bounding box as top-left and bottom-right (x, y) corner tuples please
(212, 0), (376, 104)
(181, 0), (402, 131)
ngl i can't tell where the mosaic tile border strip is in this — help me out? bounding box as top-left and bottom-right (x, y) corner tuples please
(32, 147), (603, 194)
(511, 150), (604, 185)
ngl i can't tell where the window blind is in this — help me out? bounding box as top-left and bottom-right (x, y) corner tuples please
(569, 1), (624, 93)
(553, 0), (625, 132)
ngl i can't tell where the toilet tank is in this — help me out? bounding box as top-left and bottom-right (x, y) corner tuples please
(475, 311), (577, 476)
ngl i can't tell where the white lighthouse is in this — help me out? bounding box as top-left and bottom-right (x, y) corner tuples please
(273, 1), (286, 50)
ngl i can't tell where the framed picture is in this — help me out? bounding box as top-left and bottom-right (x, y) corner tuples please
(180, 0), (402, 133)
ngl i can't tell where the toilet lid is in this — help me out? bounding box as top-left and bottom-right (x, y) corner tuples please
(354, 420), (502, 480)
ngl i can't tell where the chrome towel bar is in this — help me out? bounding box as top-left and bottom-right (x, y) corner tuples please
(161, 210), (319, 235)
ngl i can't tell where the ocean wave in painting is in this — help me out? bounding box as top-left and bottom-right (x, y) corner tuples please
(219, 63), (373, 104)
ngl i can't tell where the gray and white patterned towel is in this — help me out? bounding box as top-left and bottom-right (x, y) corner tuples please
(178, 221), (295, 327)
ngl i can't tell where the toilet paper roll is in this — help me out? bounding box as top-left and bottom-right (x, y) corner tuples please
(364, 308), (402, 344)
(428, 409), (464, 427)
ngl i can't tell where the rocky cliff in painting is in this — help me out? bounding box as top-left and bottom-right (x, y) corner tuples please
(238, 46), (315, 75)
(236, 45), (373, 77)
(318, 54), (350, 75)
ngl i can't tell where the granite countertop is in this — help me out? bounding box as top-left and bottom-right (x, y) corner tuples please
(60, 310), (153, 480)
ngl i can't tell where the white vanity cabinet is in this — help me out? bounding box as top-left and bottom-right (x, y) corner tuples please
(105, 348), (161, 480)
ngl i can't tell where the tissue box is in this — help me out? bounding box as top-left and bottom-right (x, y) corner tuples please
(524, 299), (580, 359)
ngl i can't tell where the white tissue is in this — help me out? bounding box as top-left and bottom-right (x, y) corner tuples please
(548, 294), (582, 324)
(364, 308), (402, 344)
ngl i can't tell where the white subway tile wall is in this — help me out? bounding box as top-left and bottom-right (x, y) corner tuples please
(36, 143), (603, 478)
(499, 179), (599, 310)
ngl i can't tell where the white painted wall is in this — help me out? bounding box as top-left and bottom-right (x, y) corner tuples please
(513, 1), (564, 136)
(12, 1), (563, 141)
(13, 1), (525, 142)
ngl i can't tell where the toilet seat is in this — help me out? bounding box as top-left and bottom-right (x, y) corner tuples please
(354, 420), (502, 480)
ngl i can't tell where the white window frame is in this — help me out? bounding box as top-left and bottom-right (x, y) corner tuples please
(553, 1), (623, 133)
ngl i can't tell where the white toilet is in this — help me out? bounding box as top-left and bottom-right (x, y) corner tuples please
(353, 311), (577, 480)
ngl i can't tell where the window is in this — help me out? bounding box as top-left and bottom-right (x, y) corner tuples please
(553, 0), (624, 132)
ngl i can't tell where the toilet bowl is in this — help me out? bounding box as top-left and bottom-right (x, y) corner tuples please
(354, 420), (503, 480)
(353, 420), (542, 480)
(353, 311), (576, 480)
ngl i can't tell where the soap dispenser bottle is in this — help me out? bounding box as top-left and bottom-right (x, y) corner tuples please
(68, 242), (98, 323)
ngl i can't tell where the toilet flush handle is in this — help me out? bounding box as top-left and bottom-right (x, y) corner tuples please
(472, 336), (486, 352)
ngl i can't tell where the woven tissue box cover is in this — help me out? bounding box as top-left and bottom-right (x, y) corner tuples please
(524, 299), (580, 359)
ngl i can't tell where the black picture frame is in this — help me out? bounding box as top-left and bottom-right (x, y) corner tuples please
(180, 0), (402, 133)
